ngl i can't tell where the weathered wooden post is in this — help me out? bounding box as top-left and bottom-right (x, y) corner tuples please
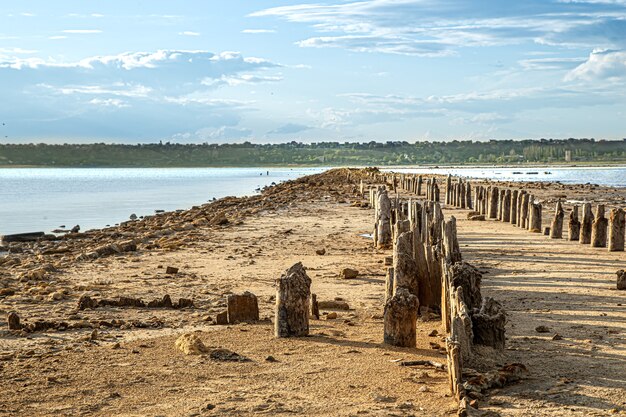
(385, 267), (395, 303)
(311, 293), (320, 319)
(550, 201), (564, 239)
(417, 175), (423, 196)
(520, 193), (530, 228)
(393, 231), (418, 297)
(465, 181), (472, 209)
(376, 188), (392, 248)
(580, 203), (594, 244)
(443, 216), (462, 264)
(275, 262), (311, 338)
(529, 201), (542, 233)
(510, 190), (518, 225)
(383, 287), (419, 347)
(488, 187), (499, 219)
(568, 205), (581, 241)
(502, 189), (511, 222)
(446, 175), (452, 205)
(591, 205), (608, 248)
(608, 208), (625, 252)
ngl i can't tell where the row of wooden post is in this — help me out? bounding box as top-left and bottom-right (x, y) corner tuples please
(471, 183), (625, 251)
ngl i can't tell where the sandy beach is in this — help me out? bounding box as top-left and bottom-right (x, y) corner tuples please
(1, 168), (625, 416)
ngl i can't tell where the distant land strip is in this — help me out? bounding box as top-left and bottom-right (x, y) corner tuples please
(0, 139), (625, 167)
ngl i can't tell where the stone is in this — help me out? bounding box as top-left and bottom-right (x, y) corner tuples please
(165, 266), (179, 275)
(209, 348), (250, 362)
(317, 300), (350, 310)
(535, 325), (550, 333)
(340, 268), (359, 279)
(326, 312), (338, 320)
(175, 333), (209, 355)
(227, 292), (259, 324)
(315, 248), (326, 255)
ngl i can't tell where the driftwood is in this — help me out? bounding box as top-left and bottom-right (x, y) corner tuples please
(383, 287), (418, 347)
(275, 262), (311, 338)
(590, 205), (608, 248)
(608, 208), (625, 252)
(471, 297), (506, 349)
(550, 201), (564, 239)
(568, 205), (581, 241)
(580, 203), (594, 244)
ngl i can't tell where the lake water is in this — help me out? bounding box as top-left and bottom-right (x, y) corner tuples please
(385, 166), (626, 188)
(1, 165), (624, 237)
(0, 167), (325, 236)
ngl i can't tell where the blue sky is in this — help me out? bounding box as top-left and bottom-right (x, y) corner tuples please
(1, 0), (625, 143)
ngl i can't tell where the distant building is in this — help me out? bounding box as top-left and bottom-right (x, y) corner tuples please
(564, 150), (572, 162)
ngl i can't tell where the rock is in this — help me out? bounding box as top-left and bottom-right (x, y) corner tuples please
(70, 225), (80, 233)
(216, 311), (228, 325)
(7, 312), (21, 330)
(317, 300), (350, 310)
(340, 268), (359, 279)
(315, 248), (326, 255)
(552, 334), (563, 340)
(165, 266), (179, 275)
(227, 292), (259, 324)
(209, 348), (250, 362)
(468, 214), (486, 221)
(78, 295), (98, 310)
(265, 355), (278, 362)
(617, 270), (626, 291)
(0, 288), (16, 297)
(175, 333), (209, 355)
(535, 325), (550, 333)
(129, 213), (138, 220)
(47, 291), (64, 301)
(326, 312), (338, 320)
(428, 329), (438, 337)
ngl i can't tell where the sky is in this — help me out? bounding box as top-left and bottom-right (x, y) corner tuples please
(1, 0), (625, 143)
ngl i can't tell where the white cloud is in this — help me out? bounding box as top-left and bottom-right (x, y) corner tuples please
(48, 36), (68, 40)
(88, 98), (130, 108)
(242, 29), (276, 34)
(252, 0), (626, 56)
(565, 49), (626, 81)
(179, 31), (200, 36)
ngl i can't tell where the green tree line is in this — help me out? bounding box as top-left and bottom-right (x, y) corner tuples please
(0, 138), (624, 167)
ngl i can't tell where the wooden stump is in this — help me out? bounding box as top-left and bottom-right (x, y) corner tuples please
(383, 287), (418, 347)
(311, 293), (320, 319)
(510, 190), (518, 225)
(580, 203), (594, 244)
(568, 205), (581, 241)
(502, 189), (511, 223)
(529, 201), (542, 233)
(488, 187), (499, 219)
(465, 182), (472, 209)
(385, 267), (395, 303)
(449, 262), (482, 311)
(227, 291), (259, 324)
(393, 231), (419, 297)
(591, 205), (608, 248)
(445, 175), (452, 205)
(446, 340), (463, 398)
(608, 208), (625, 252)
(550, 201), (564, 239)
(7, 312), (21, 330)
(376, 189), (392, 248)
(471, 297), (506, 350)
(443, 217), (462, 264)
(275, 262), (311, 338)
(520, 193), (530, 228)
(618, 270), (626, 290)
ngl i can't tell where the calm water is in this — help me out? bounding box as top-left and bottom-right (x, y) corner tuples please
(0, 167), (325, 235)
(386, 166), (626, 188)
